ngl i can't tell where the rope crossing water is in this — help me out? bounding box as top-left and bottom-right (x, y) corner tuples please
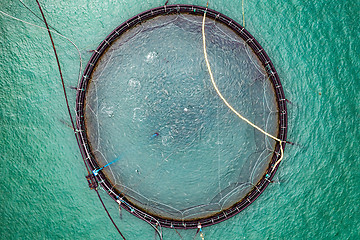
(201, 2), (284, 172)
(34, 1), (126, 239)
(242, 0), (245, 27)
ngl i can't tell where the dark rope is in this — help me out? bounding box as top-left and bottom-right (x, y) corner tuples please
(19, 0), (61, 34)
(35, 1), (126, 239)
(192, 228), (200, 240)
(35, 0), (90, 175)
(95, 189), (127, 240)
(35, 0), (74, 131)
(174, 228), (183, 239)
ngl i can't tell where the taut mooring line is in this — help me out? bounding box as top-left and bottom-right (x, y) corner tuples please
(35, 1), (126, 239)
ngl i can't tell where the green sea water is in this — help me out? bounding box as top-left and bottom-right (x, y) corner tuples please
(1, 0), (359, 239)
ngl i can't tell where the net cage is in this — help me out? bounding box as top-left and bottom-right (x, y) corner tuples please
(76, 4), (287, 229)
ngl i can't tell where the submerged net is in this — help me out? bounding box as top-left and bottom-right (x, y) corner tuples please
(78, 6), (287, 226)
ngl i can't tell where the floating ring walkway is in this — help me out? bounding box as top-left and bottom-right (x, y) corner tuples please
(75, 4), (288, 229)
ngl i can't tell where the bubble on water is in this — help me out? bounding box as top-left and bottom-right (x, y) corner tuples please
(128, 78), (141, 92)
(145, 51), (157, 63)
(133, 107), (147, 121)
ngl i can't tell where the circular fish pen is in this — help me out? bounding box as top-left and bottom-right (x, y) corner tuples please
(76, 4), (287, 229)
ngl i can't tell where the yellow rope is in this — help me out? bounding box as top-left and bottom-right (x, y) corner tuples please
(242, 0), (245, 27)
(202, 2), (283, 172)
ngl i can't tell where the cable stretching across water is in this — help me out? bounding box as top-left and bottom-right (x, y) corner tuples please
(34, 1), (126, 239)
(242, 0), (245, 27)
(0, 9), (83, 88)
(201, 2), (284, 172)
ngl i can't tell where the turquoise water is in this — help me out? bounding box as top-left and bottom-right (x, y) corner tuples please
(1, 0), (359, 239)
